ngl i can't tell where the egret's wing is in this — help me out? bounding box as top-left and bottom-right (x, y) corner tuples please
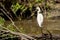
(37, 14), (43, 27)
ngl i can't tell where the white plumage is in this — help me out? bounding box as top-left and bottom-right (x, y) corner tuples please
(36, 7), (50, 34)
(36, 6), (43, 27)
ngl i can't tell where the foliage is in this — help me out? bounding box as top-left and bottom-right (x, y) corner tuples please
(0, 16), (5, 26)
(11, 2), (28, 14)
(45, 0), (54, 11)
(10, 0), (54, 19)
(7, 23), (17, 32)
(11, 3), (21, 13)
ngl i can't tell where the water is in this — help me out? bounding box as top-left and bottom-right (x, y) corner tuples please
(4, 18), (60, 36)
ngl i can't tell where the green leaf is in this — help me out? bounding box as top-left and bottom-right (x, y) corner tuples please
(7, 24), (16, 32)
(11, 3), (20, 13)
(21, 5), (25, 10)
(0, 16), (5, 26)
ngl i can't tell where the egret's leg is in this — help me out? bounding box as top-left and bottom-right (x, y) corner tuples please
(46, 27), (51, 34)
(40, 27), (43, 34)
(45, 27), (53, 39)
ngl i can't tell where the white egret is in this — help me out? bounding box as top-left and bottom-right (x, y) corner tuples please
(36, 6), (44, 34)
(36, 6), (51, 35)
(36, 6), (43, 27)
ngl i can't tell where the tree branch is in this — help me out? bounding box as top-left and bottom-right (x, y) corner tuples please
(0, 3), (20, 32)
(0, 25), (35, 40)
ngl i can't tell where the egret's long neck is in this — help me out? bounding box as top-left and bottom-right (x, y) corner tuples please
(37, 12), (40, 15)
(38, 9), (40, 12)
(37, 9), (41, 14)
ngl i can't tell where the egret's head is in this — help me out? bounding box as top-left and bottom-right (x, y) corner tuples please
(36, 6), (41, 13)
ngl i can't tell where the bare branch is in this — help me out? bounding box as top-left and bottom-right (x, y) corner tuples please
(0, 25), (35, 40)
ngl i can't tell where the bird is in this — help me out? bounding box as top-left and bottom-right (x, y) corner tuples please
(36, 6), (44, 34)
(36, 6), (52, 37)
